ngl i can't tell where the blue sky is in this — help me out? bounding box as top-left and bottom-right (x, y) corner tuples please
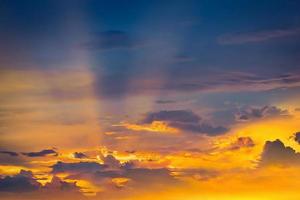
(1, 1), (300, 199)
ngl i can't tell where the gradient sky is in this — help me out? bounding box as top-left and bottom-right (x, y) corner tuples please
(1, 0), (300, 199)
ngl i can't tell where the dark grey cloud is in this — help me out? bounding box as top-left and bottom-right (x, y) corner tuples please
(0, 170), (41, 193)
(0, 170), (81, 195)
(52, 161), (106, 174)
(211, 105), (290, 128)
(142, 110), (228, 135)
(170, 122), (228, 136)
(0, 151), (18, 157)
(235, 106), (288, 122)
(52, 154), (126, 175)
(70, 164), (176, 190)
(142, 110), (200, 124)
(260, 139), (300, 166)
(73, 152), (88, 159)
(218, 27), (300, 45)
(82, 30), (139, 50)
(22, 149), (58, 157)
(55, 155), (177, 190)
(294, 132), (300, 144)
(228, 137), (255, 151)
(44, 176), (80, 192)
(101, 154), (121, 169)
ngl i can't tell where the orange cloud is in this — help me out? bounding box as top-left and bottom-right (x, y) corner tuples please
(115, 121), (179, 133)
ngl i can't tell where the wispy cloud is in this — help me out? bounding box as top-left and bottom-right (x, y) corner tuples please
(218, 27), (300, 44)
(81, 30), (141, 50)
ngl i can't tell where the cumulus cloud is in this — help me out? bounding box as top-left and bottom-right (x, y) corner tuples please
(0, 170), (82, 200)
(141, 110), (228, 135)
(218, 27), (300, 44)
(22, 149), (58, 157)
(0, 170), (41, 193)
(235, 106), (288, 122)
(260, 139), (300, 166)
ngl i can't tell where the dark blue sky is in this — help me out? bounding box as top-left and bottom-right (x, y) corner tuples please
(1, 0), (300, 100)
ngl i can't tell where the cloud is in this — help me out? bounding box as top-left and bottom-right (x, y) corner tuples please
(0, 170), (41, 193)
(141, 110), (228, 136)
(52, 161), (106, 174)
(22, 149), (58, 157)
(235, 106), (288, 122)
(73, 152), (88, 159)
(100, 154), (121, 170)
(142, 110), (201, 124)
(79, 165), (177, 190)
(44, 176), (80, 192)
(98, 69), (300, 99)
(81, 30), (139, 50)
(0, 150), (26, 166)
(54, 155), (177, 191)
(211, 105), (290, 128)
(294, 132), (300, 144)
(229, 137), (255, 151)
(0, 151), (18, 156)
(52, 155), (127, 175)
(218, 27), (300, 44)
(0, 170), (81, 197)
(260, 139), (300, 166)
(116, 121), (179, 134)
(155, 100), (177, 104)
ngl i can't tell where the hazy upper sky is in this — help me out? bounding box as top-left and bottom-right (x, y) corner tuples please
(1, 1), (300, 199)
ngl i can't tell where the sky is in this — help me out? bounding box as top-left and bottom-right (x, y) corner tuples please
(1, 0), (300, 199)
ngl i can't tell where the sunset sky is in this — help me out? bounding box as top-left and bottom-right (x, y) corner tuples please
(1, 0), (300, 199)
